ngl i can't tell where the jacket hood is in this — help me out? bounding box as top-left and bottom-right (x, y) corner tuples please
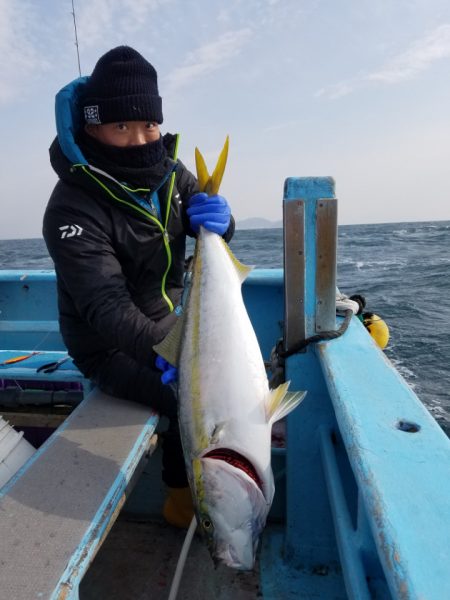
(55, 76), (90, 166)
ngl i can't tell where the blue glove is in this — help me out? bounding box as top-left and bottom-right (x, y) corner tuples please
(187, 192), (231, 235)
(155, 355), (178, 385)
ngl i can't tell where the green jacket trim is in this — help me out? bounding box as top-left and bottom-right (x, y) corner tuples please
(75, 133), (182, 313)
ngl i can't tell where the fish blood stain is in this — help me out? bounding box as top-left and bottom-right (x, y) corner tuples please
(204, 448), (262, 490)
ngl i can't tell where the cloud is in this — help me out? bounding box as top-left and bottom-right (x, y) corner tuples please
(262, 119), (305, 133)
(0, 0), (49, 104)
(74, 0), (170, 49)
(367, 24), (450, 83)
(162, 29), (252, 93)
(317, 24), (450, 99)
(74, 0), (114, 48)
(315, 81), (357, 100)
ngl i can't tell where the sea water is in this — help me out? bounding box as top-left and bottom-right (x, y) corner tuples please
(1, 220), (449, 433)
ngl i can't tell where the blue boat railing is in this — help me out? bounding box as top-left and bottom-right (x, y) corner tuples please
(260, 177), (450, 600)
(0, 270), (91, 399)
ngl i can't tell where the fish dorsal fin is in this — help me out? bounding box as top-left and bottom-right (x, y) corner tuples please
(153, 311), (185, 368)
(195, 136), (229, 195)
(220, 237), (254, 283)
(266, 381), (306, 425)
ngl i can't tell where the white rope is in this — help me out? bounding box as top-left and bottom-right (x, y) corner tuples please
(335, 292), (360, 316)
(167, 516), (197, 600)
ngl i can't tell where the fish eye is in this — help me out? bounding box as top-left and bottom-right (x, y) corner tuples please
(202, 518), (213, 530)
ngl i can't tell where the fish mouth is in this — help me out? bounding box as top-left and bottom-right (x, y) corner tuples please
(215, 544), (255, 571)
(203, 448), (263, 492)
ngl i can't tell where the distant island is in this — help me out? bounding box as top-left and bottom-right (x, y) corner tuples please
(236, 217), (282, 230)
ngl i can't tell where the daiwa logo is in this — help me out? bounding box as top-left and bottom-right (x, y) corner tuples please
(59, 224), (83, 239)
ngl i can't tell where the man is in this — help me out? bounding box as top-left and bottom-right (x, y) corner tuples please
(43, 46), (234, 527)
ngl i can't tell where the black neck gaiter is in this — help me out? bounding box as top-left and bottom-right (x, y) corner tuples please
(78, 130), (167, 188)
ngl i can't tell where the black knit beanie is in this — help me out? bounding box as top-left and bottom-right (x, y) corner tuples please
(82, 46), (163, 125)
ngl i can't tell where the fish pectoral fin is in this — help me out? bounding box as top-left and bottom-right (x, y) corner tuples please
(152, 311), (185, 367)
(195, 136), (229, 195)
(266, 382), (307, 425)
(210, 422), (227, 445)
(220, 238), (254, 283)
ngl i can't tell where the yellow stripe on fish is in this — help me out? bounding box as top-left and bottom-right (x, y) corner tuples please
(189, 238), (209, 452)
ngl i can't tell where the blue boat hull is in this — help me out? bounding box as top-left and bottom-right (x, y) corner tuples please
(1, 177), (449, 599)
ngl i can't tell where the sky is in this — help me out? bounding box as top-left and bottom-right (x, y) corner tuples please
(1, 0), (450, 239)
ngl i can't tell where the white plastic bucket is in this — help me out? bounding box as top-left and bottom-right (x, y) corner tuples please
(0, 416), (36, 488)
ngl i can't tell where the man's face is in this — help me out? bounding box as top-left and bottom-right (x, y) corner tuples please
(85, 121), (160, 147)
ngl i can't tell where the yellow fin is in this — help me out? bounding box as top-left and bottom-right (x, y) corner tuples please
(194, 136), (229, 195)
(153, 312), (185, 368)
(195, 147), (210, 193)
(220, 237), (254, 283)
(209, 135), (229, 195)
(266, 381), (306, 425)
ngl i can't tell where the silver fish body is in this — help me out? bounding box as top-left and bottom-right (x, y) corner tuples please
(156, 228), (305, 570)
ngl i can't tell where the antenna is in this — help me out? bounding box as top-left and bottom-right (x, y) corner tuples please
(71, 0), (82, 76)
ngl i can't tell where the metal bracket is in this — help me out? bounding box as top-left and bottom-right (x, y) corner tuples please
(315, 198), (337, 332)
(283, 199), (305, 351)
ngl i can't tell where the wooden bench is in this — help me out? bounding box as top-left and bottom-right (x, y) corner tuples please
(0, 387), (159, 600)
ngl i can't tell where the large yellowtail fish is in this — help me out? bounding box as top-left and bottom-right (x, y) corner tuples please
(155, 138), (306, 570)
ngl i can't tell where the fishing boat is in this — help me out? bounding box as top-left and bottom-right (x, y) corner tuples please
(0, 176), (449, 599)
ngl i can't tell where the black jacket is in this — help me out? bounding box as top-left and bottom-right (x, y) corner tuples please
(43, 133), (234, 376)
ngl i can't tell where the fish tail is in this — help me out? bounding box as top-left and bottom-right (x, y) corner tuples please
(195, 136), (229, 195)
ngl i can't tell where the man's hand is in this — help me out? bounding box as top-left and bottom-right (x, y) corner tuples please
(155, 355), (178, 384)
(187, 192), (231, 235)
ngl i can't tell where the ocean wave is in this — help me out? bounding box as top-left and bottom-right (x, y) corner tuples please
(388, 358), (418, 383)
(2, 222), (449, 429)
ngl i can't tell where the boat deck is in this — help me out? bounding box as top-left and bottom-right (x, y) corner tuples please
(80, 515), (348, 600)
(80, 516), (262, 600)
